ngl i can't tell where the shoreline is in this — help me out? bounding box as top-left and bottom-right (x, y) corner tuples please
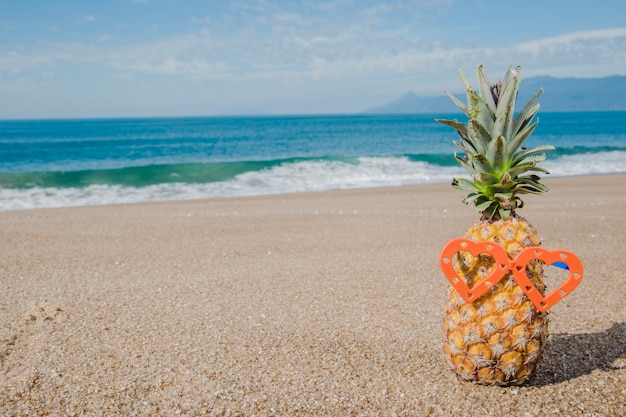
(2, 171), (625, 214)
(1, 173), (624, 415)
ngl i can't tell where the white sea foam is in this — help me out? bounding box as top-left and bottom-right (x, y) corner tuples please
(544, 150), (626, 177)
(1, 153), (625, 211)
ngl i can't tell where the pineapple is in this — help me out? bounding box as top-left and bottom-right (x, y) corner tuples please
(436, 65), (555, 385)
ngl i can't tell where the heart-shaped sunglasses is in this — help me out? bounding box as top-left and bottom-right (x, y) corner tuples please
(440, 238), (583, 312)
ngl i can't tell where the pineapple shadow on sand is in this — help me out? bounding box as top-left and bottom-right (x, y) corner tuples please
(528, 322), (625, 386)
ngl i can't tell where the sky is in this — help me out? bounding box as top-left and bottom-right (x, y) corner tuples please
(1, 0), (626, 119)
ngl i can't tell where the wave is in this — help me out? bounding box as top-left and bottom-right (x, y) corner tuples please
(544, 150), (626, 176)
(0, 156), (461, 210)
(1, 152), (625, 211)
(552, 145), (626, 156)
(0, 154), (458, 189)
(0, 158), (305, 189)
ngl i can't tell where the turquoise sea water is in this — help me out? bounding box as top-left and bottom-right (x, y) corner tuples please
(1, 112), (625, 210)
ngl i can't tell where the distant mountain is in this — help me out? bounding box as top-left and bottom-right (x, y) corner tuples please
(367, 75), (626, 114)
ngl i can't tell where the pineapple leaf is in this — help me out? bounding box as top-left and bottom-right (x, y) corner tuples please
(453, 140), (474, 153)
(474, 172), (500, 184)
(481, 203), (499, 219)
(475, 199), (496, 212)
(463, 192), (482, 204)
(508, 120), (539, 154)
(467, 119), (492, 153)
(442, 92), (469, 116)
(455, 153), (476, 174)
(436, 118), (467, 132)
(500, 66), (514, 92)
(512, 145), (555, 165)
(494, 192), (513, 203)
(528, 166), (551, 174)
(471, 153), (494, 174)
(508, 162), (551, 177)
(459, 69), (481, 118)
(486, 134), (507, 173)
(477, 65), (496, 113)
(452, 177), (478, 191)
(513, 88), (543, 133)
(437, 119), (473, 147)
(498, 207), (511, 220)
(491, 173), (516, 193)
(516, 188), (543, 195)
(504, 102), (516, 144)
(493, 75), (518, 138)
(517, 176), (549, 193)
(474, 95), (496, 132)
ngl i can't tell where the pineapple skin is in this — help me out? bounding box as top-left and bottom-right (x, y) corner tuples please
(443, 214), (548, 386)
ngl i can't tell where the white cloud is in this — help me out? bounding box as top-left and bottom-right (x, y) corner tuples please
(2, 24), (625, 92)
(517, 27), (626, 55)
(3, 23), (626, 85)
(511, 27), (626, 78)
(85, 15), (96, 22)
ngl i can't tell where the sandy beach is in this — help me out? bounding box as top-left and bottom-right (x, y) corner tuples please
(1, 173), (624, 416)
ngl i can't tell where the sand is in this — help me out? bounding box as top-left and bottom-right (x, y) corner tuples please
(0, 173), (624, 416)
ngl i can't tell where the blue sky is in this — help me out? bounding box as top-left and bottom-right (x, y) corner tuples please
(1, 0), (625, 119)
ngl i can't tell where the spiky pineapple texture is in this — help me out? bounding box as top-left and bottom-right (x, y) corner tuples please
(443, 215), (548, 385)
(436, 65), (555, 220)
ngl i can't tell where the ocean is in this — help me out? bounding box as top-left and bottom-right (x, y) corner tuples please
(1, 112), (625, 211)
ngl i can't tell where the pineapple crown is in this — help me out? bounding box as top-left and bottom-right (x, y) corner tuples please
(436, 65), (555, 220)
